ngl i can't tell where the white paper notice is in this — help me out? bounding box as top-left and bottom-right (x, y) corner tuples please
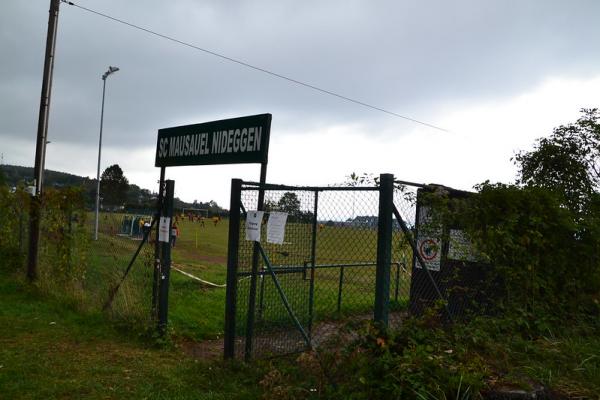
(158, 217), (171, 243)
(245, 211), (264, 242)
(267, 212), (288, 244)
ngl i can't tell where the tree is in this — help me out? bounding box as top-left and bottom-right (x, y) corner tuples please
(100, 164), (129, 207)
(274, 192), (314, 222)
(514, 108), (600, 213)
(277, 192), (301, 215)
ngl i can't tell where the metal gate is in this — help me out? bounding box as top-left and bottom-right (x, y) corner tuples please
(223, 175), (453, 360)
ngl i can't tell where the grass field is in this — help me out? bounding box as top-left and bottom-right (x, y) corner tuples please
(0, 276), (265, 399)
(5, 248), (600, 398)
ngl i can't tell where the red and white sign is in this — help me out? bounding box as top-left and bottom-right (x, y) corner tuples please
(415, 206), (441, 271)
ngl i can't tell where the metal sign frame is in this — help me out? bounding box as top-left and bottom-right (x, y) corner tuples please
(152, 113), (271, 336)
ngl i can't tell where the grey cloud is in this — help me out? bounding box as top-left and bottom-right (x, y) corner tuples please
(2, 0), (600, 162)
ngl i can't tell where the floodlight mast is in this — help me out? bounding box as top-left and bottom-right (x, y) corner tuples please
(94, 66), (120, 240)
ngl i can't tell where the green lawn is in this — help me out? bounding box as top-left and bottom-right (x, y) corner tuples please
(3, 264), (599, 398)
(0, 276), (263, 400)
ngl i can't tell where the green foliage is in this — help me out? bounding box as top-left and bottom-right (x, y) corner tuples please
(265, 192), (314, 222)
(259, 316), (486, 399)
(0, 186), (29, 272)
(101, 163), (129, 207)
(277, 192), (301, 214)
(37, 187), (90, 296)
(514, 108), (600, 214)
(327, 320), (484, 399)
(410, 178), (600, 318)
(458, 183), (600, 315)
(259, 310), (600, 399)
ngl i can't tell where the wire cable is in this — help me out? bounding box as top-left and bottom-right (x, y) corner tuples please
(61, 0), (449, 132)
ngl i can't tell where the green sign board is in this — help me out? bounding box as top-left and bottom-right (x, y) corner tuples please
(155, 113), (271, 167)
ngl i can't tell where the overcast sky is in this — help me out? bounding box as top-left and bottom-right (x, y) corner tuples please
(2, 0), (600, 206)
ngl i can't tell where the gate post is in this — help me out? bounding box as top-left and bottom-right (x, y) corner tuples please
(152, 167), (165, 320)
(224, 179), (242, 359)
(158, 180), (175, 335)
(374, 173), (394, 325)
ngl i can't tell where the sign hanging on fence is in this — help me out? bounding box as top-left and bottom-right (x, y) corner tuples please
(155, 114), (272, 167)
(447, 229), (479, 262)
(158, 217), (171, 243)
(245, 211), (264, 242)
(267, 212), (288, 244)
(415, 206), (441, 271)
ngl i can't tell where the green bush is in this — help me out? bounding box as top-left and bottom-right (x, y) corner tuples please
(0, 186), (29, 272)
(38, 188), (89, 280)
(460, 183), (600, 315)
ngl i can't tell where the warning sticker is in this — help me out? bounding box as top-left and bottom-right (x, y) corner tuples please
(416, 237), (441, 271)
(419, 238), (439, 261)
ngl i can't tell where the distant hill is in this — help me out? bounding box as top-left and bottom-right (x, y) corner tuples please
(1, 164), (87, 188)
(0, 164), (227, 215)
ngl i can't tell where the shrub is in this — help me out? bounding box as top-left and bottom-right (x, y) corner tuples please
(460, 183), (600, 315)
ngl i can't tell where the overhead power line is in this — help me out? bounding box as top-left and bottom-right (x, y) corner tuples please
(61, 0), (449, 133)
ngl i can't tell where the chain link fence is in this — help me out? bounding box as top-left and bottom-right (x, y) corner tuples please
(228, 179), (437, 360)
(3, 176), (477, 361)
(78, 210), (155, 325)
(2, 187), (156, 330)
(0, 187), (30, 272)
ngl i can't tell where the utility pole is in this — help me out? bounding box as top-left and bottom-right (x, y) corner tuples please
(28, 0), (61, 281)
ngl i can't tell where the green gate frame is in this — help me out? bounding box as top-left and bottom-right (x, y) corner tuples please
(224, 174), (398, 360)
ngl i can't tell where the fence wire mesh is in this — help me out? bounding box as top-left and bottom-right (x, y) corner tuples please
(234, 186), (315, 358)
(390, 184), (418, 328)
(0, 188), (30, 272)
(231, 181), (437, 359)
(38, 208), (155, 326)
(3, 177), (462, 361)
(2, 186), (156, 330)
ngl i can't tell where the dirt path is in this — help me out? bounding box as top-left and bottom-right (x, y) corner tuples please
(179, 311), (407, 360)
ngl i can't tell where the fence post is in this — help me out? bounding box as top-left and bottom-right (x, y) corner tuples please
(157, 180), (174, 335)
(244, 165), (267, 361)
(308, 190), (319, 338)
(374, 173), (394, 325)
(152, 167), (165, 320)
(27, 195), (41, 281)
(224, 179), (242, 359)
(337, 265), (345, 313)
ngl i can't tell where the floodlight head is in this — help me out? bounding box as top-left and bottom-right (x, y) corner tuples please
(102, 66), (120, 80)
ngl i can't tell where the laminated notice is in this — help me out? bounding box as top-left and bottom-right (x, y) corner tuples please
(245, 211), (264, 242)
(158, 217), (171, 243)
